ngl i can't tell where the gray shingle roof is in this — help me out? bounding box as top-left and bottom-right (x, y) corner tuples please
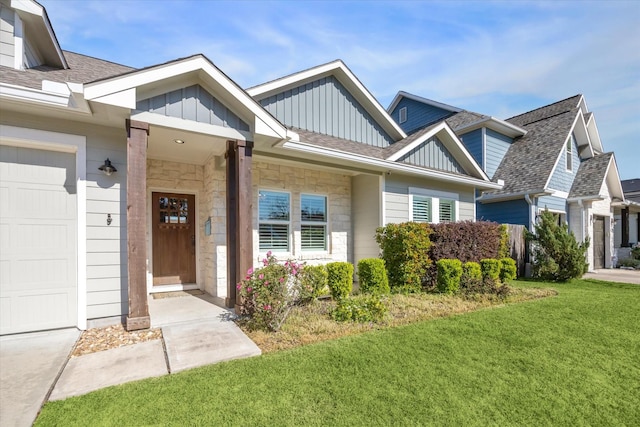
(1, 51), (134, 89)
(506, 95), (582, 127)
(291, 124), (474, 178)
(569, 152), (613, 198)
(445, 110), (488, 130)
(485, 109), (578, 196)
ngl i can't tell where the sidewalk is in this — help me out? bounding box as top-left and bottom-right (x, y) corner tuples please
(1, 293), (261, 426)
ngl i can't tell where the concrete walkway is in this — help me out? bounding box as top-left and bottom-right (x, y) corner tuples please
(1, 293), (261, 426)
(583, 268), (640, 284)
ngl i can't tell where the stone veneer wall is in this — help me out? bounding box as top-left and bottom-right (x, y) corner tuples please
(146, 159), (205, 287)
(251, 161), (351, 266)
(147, 158), (352, 300)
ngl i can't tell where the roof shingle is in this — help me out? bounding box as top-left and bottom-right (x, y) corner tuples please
(569, 152), (613, 198)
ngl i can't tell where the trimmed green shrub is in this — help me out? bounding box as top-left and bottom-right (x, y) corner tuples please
(331, 294), (388, 322)
(326, 262), (354, 300)
(375, 222), (432, 293)
(527, 210), (589, 281)
(631, 246), (640, 260)
(357, 258), (390, 295)
(499, 258), (517, 282)
(461, 261), (482, 282)
(480, 259), (501, 282)
(436, 259), (462, 294)
(297, 264), (329, 303)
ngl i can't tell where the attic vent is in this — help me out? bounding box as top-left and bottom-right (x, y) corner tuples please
(399, 107), (407, 124)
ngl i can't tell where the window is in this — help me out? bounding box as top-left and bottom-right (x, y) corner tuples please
(439, 199), (456, 222)
(566, 135), (573, 171)
(301, 194), (327, 251)
(410, 188), (459, 224)
(399, 107), (407, 124)
(412, 195), (432, 222)
(258, 190), (290, 251)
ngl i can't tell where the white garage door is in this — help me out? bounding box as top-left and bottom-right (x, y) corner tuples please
(0, 145), (77, 335)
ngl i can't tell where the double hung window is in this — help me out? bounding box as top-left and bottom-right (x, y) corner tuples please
(258, 190), (290, 251)
(301, 194), (327, 251)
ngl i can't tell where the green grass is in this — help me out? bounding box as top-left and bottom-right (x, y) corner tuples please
(36, 279), (640, 426)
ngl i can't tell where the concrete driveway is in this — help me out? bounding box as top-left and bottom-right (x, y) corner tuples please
(0, 328), (79, 427)
(583, 268), (640, 284)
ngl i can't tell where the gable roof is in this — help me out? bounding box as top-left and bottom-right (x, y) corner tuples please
(83, 54), (288, 140)
(485, 108), (578, 196)
(569, 152), (614, 198)
(12, 0), (67, 69)
(506, 94), (583, 127)
(247, 60), (406, 142)
(387, 91), (462, 115)
(287, 120), (489, 182)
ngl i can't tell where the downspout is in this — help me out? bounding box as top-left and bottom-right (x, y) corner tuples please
(524, 194), (535, 278)
(577, 199), (585, 243)
(524, 194), (535, 232)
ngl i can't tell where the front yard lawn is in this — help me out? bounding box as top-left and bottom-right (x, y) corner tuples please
(36, 279), (640, 426)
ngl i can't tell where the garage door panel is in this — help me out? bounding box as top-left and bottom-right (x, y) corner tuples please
(0, 145), (77, 335)
(16, 185), (76, 218)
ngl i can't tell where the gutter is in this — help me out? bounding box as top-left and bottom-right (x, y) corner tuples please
(478, 189), (549, 203)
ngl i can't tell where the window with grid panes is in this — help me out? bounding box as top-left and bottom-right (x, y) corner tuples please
(301, 194), (327, 250)
(258, 190), (290, 251)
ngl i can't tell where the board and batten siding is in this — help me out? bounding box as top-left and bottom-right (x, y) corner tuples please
(352, 174), (381, 262)
(477, 198), (529, 226)
(0, 110), (129, 321)
(384, 175), (475, 224)
(0, 1), (15, 68)
(547, 134), (580, 192)
(390, 97), (453, 135)
(459, 129), (483, 169)
(398, 136), (466, 174)
(257, 75), (394, 147)
(485, 129), (512, 179)
(136, 84), (250, 132)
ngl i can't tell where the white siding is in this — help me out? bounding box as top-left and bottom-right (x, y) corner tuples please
(0, 2), (15, 68)
(384, 174), (475, 224)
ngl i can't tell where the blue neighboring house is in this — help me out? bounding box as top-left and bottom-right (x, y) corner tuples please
(388, 92), (626, 270)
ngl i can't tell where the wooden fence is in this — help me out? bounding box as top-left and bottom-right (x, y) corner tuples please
(506, 224), (527, 277)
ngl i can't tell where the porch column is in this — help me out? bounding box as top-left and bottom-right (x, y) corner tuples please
(621, 207), (629, 247)
(225, 140), (254, 311)
(125, 119), (150, 331)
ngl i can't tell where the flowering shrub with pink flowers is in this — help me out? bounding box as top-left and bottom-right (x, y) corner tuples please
(237, 252), (303, 331)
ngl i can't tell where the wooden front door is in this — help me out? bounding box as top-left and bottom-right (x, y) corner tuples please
(152, 192), (196, 285)
(593, 216), (605, 270)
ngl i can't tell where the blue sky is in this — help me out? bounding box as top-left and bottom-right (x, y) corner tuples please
(40, 0), (639, 179)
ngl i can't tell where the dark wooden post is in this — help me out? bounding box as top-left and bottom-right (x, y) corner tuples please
(225, 141), (238, 308)
(225, 140), (253, 311)
(125, 119), (150, 331)
(236, 140), (253, 312)
(621, 207), (629, 247)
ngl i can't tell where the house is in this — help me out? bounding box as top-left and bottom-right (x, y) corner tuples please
(0, 0), (498, 335)
(613, 179), (640, 261)
(388, 92), (625, 271)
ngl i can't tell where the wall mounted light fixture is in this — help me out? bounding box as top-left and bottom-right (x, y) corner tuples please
(99, 158), (117, 176)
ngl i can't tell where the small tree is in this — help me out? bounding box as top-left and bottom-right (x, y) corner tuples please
(527, 210), (590, 281)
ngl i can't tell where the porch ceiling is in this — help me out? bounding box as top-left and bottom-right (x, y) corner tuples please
(147, 124), (228, 164)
